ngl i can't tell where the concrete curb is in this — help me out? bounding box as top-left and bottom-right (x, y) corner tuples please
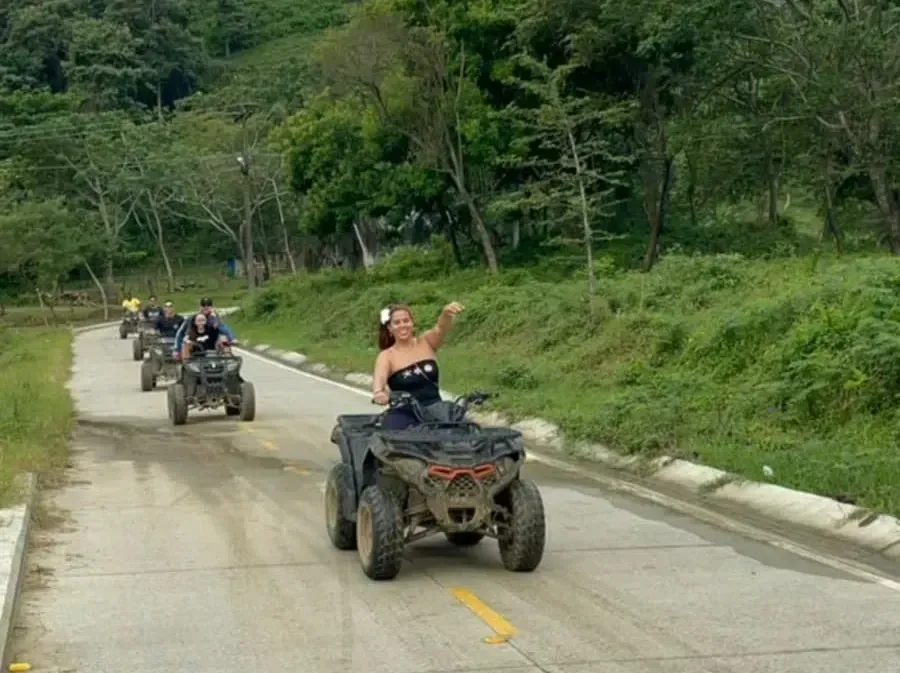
(0, 473), (37, 669)
(237, 338), (900, 562)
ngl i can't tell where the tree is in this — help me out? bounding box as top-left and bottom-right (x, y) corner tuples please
(318, 10), (502, 272)
(499, 55), (632, 305)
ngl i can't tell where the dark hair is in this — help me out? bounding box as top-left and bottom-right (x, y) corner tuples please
(187, 313), (207, 342)
(200, 297), (213, 307)
(378, 304), (413, 351)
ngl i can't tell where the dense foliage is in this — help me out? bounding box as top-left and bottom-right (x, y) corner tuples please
(3, 0), (900, 302)
(235, 249), (900, 515)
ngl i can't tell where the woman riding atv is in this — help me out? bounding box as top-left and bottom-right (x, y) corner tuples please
(181, 312), (231, 360)
(371, 301), (464, 430)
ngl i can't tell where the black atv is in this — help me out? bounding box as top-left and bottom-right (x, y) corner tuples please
(325, 391), (546, 580)
(140, 337), (177, 392)
(119, 312), (140, 340)
(167, 348), (255, 425)
(132, 320), (158, 361)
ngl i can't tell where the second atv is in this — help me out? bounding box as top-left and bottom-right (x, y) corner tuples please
(132, 319), (158, 361)
(119, 312), (140, 340)
(167, 347), (255, 425)
(325, 391), (546, 580)
(140, 337), (178, 391)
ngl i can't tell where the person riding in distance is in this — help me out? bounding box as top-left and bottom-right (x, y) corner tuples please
(141, 296), (163, 322)
(180, 312), (229, 360)
(174, 297), (235, 355)
(155, 301), (184, 338)
(372, 301), (465, 430)
(122, 295), (141, 315)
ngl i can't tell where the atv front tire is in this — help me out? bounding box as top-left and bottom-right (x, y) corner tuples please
(445, 532), (484, 547)
(119, 324), (128, 339)
(498, 479), (546, 572)
(132, 337), (143, 361)
(168, 382), (188, 426)
(140, 361), (155, 392)
(356, 485), (403, 580)
(238, 381), (256, 422)
(325, 464), (357, 550)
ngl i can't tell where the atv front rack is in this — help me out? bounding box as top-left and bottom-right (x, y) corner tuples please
(376, 426), (522, 461)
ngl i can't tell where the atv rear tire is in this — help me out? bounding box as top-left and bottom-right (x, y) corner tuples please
(140, 361), (154, 392)
(238, 381), (255, 421)
(356, 485), (403, 580)
(325, 464), (357, 550)
(445, 532), (484, 547)
(168, 383), (188, 426)
(119, 324), (128, 339)
(132, 337), (143, 361)
(498, 479), (546, 572)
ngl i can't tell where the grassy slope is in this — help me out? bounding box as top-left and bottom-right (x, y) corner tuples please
(0, 327), (74, 506)
(230, 245), (900, 517)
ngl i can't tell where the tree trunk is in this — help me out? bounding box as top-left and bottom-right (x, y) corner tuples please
(686, 152), (698, 228)
(35, 289), (49, 326)
(452, 178), (497, 273)
(638, 70), (673, 272)
(241, 173), (256, 289)
(767, 155), (779, 227)
(156, 83), (164, 122)
(822, 181), (843, 256)
(272, 179), (297, 274)
(565, 122), (596, 307)
(641, 157), (673, 271)
(352, 220), (376, 268)
(84, 261), (109, 320)
(443, 128), (498, 273)
(150, 208), (175, 292)
(867, 163), (900, 253)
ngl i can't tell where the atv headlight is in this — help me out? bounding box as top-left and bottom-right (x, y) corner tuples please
(225, 360), (240, 373)
(185, 362), (201, 373)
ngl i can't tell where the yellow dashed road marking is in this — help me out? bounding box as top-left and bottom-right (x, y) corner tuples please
(449, 587), (518, 643)
(283, 465), (310, 476)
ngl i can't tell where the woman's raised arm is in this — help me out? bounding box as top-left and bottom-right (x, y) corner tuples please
(422, 302), (464, 351)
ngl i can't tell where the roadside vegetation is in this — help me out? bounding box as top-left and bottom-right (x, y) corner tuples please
(3, 0), (900, 515)
(0, 328), (74, 506)
(234, 244), (900, 517)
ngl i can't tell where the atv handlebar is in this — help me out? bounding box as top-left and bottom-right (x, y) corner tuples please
(372, 390), (494, 423)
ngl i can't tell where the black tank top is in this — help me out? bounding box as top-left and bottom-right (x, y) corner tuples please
(387, 359), (441, 405)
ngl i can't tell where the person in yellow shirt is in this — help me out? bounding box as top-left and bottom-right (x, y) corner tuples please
(121, 296), (141, 314)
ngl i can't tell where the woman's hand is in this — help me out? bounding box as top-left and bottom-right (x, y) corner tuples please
(441, 301), (464, 319)
(372, 390), (390, 405)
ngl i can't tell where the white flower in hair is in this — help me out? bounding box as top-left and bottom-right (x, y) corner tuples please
(380, 307), (391, 325)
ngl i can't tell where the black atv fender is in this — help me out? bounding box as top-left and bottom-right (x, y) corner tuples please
(330, 426), (361, 519)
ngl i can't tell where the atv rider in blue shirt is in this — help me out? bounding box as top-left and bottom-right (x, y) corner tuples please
(174, 297), (235, 358)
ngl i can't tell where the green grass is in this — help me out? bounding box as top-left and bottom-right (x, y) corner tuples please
(0, 327), (74, 506)
(230, 242), (900, 517)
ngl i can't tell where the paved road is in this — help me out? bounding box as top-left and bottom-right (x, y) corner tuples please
(9, 327), (900, 673)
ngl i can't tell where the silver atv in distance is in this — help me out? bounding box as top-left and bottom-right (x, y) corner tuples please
(140, 337), (178, 391)
(119, 312), (139, 340)
(132, 320), (158, 361)
(326, 391), (546, 581)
